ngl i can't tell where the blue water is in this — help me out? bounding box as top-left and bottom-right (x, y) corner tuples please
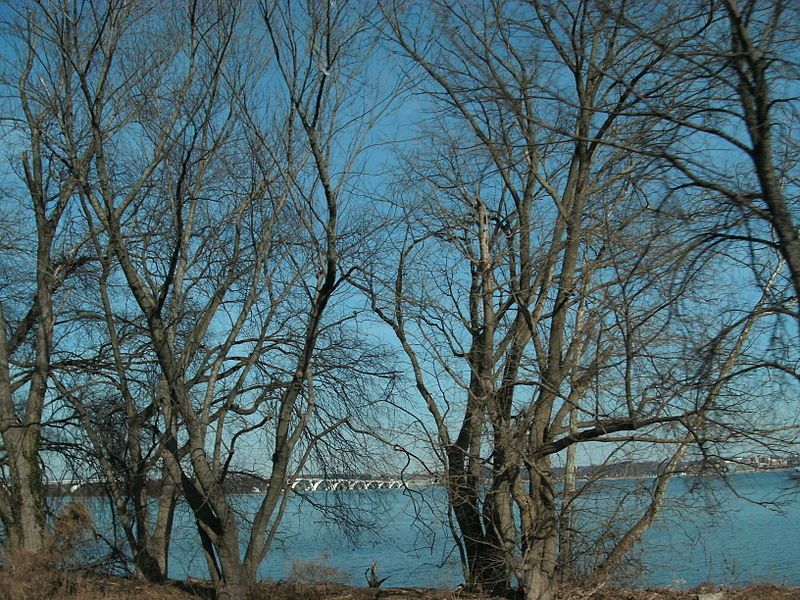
(640, 472), (800, 587)
(165, 486), (463, 588)
(99, 471), (800, 588)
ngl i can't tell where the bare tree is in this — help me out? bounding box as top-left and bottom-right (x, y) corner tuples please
(52, 338), (180, 582)
(369, 2), (799, 599)
(10, 0), (390, 598)
(1, 3), (795, 600)
(0, 0), (98, 552)
(0, 0), (229, 577)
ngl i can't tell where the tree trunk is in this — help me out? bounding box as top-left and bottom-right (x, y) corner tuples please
(132, 477), (175, 583)
(5, 428), (46, 552)
(447, 438), (513, 597)
(519, 451), (559, 600)
(522, 519), (558, 600)
(466, 539), (510, 597)
(0, 196), (56, 554)
(524, 560), (556, 600)
(146, 471), (177, 580)
(558, 408), (578, 582)
(214, 527), (249, 600)
(133, 545), (167, 584)
(447, 485), (510, 595)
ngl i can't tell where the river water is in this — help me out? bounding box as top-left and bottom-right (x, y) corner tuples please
(122, 471), (799, 588)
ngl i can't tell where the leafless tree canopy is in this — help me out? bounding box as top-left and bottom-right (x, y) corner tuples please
(0, 2), (797, 600)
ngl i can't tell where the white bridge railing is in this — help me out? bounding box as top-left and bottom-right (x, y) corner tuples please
(47, 475), (438, 494)
(289, 478), (405, 492)
(49, 478), (105, 493)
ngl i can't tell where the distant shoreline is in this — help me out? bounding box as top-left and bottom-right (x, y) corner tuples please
(588, 466), (800, 482)
(45, 467), (799, 497)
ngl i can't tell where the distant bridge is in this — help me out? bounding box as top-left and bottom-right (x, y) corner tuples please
(45, 474), (440, 495)
(288, 477), (407, 492)
(46, 478), (105, 493)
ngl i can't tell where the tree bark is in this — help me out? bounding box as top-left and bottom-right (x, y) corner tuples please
(4, 429), (46, 552)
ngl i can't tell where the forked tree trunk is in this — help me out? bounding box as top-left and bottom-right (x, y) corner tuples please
(132, 474), (176, 582)
(450, 485), (512, 596)
(465, 537), (510, 597)
(146, 471), (177, 580)
(446, 433), (513, 597)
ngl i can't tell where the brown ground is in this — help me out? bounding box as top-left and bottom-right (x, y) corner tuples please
(0, 572), (797, 600)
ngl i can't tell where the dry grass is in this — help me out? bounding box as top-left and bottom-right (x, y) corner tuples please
(0, 502), (95, 600)
(722, 586), (800, 600)
(554, 584), (800, 600)
(0, 502), (194, 599)
(287, 553), (351, 585)
(0, 574), (798, 600)
(44, 577), (197, 600)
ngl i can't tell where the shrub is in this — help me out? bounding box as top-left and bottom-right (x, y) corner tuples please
(286, 552), (350, 585)
(0, 502), (95, 600)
